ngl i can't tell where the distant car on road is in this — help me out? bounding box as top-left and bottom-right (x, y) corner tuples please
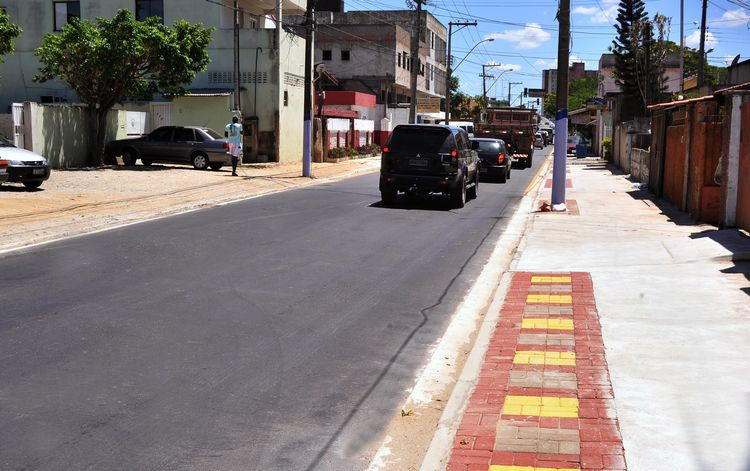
(566, 135), (581, 155)
(380, 124), (480, 208)
(534, 133), (544, 149)
(0, 135), (51, 190)
(106, 126), (232, 170)
(471, 137), (512, 183)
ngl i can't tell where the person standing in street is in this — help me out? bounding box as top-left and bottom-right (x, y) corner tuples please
(225, 116), (243, 176)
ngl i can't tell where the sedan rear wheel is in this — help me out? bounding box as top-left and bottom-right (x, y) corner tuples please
(191, 153), (209, 170)
(122, 149), (137, 166)
(23, 181), (43, 190)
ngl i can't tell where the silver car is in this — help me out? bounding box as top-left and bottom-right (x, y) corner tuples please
(0, 135), (51, 190)
(106, 126), (232, 170)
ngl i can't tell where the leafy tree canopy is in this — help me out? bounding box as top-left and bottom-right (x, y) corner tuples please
(34, 9), (213, 166)
(543, 76), (598, 117)
(0, 9), (22, 63)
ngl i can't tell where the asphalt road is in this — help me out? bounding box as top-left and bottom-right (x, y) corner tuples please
(0, 150), (547, 470)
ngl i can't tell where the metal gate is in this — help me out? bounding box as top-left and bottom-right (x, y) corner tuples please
(737, 102), (750, 231)
(149, 103), (173, 131)
(12, 103), (26, 149)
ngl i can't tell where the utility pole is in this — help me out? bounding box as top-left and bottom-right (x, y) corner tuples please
(508, 82), (521, 105)
(551, 0), (569, 211)
(480, 64), (495, 106)
(444, 20), (477, 125)
(302, 0), (315, 177)
(233, 0), (241, 112)
(697, 0), (708, 87)
(679, 0), (684, 93)
(408, 0), (423, 124)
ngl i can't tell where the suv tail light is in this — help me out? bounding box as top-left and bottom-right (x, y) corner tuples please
(223, 142), (230, 151)
(0, 160), (8, 169)
(498, 153), (505, 164)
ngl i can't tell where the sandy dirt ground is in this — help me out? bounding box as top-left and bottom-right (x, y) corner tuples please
(0, 158), (380, 253)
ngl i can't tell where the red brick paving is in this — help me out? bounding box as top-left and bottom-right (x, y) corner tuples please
(446, 272), (626, 470)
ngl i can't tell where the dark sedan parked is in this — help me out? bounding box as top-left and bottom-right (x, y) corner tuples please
(105, 126), (232, 170)
(471, 137), (511, 183)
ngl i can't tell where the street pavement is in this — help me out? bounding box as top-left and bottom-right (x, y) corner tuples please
(435, 156), (750, 470)
(0, 153), (546, 470)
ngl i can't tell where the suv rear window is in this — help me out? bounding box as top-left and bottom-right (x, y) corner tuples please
(389, 127), (455, 153)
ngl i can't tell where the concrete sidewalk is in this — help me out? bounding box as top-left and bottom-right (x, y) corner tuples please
(436, 156), (750, 470)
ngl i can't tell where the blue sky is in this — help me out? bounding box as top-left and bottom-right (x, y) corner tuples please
(347, 0), (750, 103)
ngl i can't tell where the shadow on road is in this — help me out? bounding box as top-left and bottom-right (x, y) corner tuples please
(368, 192), (470, 211)
(0, 184), (43, 192)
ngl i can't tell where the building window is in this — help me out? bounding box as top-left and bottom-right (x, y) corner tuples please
(398, 52), (401, 68)
(341, 50), (350, 61)
(135, 0), (163, 22)
(322, 50), (332, 61)
(53, 1), (80, 31)
(283, 90), (288, 106)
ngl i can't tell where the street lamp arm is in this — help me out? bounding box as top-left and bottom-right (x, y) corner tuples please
(453, 38), (494, 72)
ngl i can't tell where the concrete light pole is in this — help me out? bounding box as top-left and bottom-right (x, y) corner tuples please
(302, 0), (315, 177)
(444, 21), (477, 125)
(408, 0), (423, 124)
(551, 0), (570, 211)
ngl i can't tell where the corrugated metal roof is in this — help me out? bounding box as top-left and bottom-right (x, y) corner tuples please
(182, 88), (241, 97)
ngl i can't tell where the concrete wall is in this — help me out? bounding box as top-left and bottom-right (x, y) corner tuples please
(22, 103), (129, 168)
(631, 148), (650, 184)
(0, 114), (12, 138)
(277, 32), (306, 163)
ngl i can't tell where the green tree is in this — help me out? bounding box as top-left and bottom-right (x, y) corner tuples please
(544, 93), (556, 117)
(569, 76), (598, 111)
(543, 76), (597, 117)
(661, 40), (723, 86)
(34, 9), (213, 166)
(0, 9), (22, 63)
(611, 0), (649, 117)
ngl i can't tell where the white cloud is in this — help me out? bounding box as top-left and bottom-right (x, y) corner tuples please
(572, 0), (618, 24)
(685, 30), (718, 49)
(484, 61), (521, 72)
(717, 9), (750, 27)
(486, 23), (551, 50)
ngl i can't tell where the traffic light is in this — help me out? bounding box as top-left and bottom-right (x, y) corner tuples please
(537, 98), (541, 106)
(523, 87), (528, 97)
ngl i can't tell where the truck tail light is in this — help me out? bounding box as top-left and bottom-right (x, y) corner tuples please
(498, 153), (505, 164)
(0, 159), (8, 169)
(450, 150), (457, 157)
(223, 142), (230, 151)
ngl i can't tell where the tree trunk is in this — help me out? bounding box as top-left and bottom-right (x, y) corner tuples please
(87, 105), (109, 167)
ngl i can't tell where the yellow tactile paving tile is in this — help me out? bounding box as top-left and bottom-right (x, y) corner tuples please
(526, 294), (573, 304)
(521, 318), (574, 330)
(501, 395), (579, 418)
(489, 466), (580, 471)
(513, 350), (576, 366)
(530, 276), (572, 283)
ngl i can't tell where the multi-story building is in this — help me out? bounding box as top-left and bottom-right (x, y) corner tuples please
(293, 8), (448, 108)
(542, 63), (597, 94)
(0, 0), (307, 162)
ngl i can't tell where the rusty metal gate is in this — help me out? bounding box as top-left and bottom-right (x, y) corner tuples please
(737, 102), (750, 231)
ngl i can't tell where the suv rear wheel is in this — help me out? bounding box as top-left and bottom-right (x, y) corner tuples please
(467, 171), (478, 199)
(381, 187), (397, 207)
(450, 175), (466, 208)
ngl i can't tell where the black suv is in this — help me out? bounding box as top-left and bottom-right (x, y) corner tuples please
(379, 125), (480, 208)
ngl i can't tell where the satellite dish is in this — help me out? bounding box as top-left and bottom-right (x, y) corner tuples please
(730, 54), (741, 67)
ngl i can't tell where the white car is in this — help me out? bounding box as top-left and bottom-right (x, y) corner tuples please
(0, 135), (51, 190)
